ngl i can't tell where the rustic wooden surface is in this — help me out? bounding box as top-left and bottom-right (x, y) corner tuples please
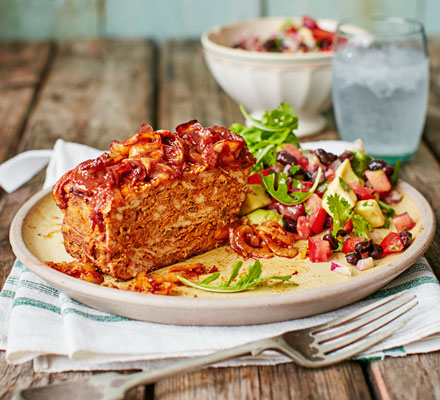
(0, 38), (439, 400)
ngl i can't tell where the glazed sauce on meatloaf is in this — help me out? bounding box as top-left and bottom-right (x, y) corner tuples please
(53, 121), (255, 232)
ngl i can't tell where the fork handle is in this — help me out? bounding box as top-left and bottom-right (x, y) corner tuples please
(114, 337), (280, 392)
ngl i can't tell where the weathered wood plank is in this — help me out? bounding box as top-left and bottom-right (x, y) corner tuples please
(158, 40), (243, 130)
(0, 40), (156, 399)
(0, 352), (50, 399)
(399, 143), (440, 278)
(18, 39), (155, 152)
(423, 37), (440, 162)
(367, 353), (440, 400)
(155, 39), (370, 400)
(155, 363), (371, 400)
(0, 42), (52, 163)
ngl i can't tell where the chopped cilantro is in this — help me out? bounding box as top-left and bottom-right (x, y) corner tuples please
(352, 214), (373, 238)
(326, 193), (353, 237)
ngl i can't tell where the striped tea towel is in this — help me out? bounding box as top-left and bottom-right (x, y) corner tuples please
(1, 139), (440, 372)
(1, 258), (440, 372)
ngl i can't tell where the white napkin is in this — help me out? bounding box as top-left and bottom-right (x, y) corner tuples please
(0, 140), (102, 193)
(1, 139), (440, 373)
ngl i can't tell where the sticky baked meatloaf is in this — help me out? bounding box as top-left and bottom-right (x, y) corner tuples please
(53, 121), (255, 280)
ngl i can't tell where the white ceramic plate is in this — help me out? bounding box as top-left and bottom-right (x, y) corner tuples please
(9, 179), (435, 326)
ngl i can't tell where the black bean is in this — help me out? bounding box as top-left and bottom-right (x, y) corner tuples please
(355, 239), (373, 253)
(315, 148), (337, 166)
(291, 166), (305, 178)
(303, 170), (313, 181)
(369, 244), (383, 259)
(276, 151), (297, 166)
(263, 39), (278, 51)
(283, 218), (297, 233)
(367, 159), (387, 170)
(324, 215), (333, 228)
(323, 233), (339, 250)
(338, 151), (355, 162)
(346, 252), (361, 265)
(337, 229), (348, 237)
(399, 231), (413, 248)
(383, 165), (394, 177)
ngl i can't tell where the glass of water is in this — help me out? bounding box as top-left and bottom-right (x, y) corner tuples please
(332, 17), (429, 163)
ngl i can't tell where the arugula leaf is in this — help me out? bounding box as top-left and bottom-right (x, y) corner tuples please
(390, 160), (401, 185)
(352, 214), (373, 238)
(326, 194), (353, 236)
(177, 260), (295, 293)
(260, 168), (322, 205)
(230, 104), (300, 173)
(378, 200), (396, 218)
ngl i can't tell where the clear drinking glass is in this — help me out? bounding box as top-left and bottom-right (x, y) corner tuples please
(332, 17), (429, 163)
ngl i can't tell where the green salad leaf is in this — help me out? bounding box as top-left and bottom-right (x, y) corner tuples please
(326, 193), (353, 237)
(229, 103), (300, 173)
(352, 214), (373, 238)
(177, 260), (295, 293)
(351, 150), (373, 177)
(378, 200), (396, 218)
(260, 168), (322, 205)
(390, 160), (401, 185)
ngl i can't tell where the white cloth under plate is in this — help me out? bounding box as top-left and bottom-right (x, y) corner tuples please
(0, 139), (440, 373)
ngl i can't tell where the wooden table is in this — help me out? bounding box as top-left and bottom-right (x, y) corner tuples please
(0, 38), (439, 400)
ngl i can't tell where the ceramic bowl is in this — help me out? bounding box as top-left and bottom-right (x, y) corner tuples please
(201, 17), (337, 136)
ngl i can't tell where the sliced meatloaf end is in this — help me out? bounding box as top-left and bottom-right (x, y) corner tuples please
(53, 121), (255, 280)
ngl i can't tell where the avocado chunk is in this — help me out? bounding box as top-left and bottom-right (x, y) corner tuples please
(240, 184), (272, 216)
(354, 199), (385, 228)
(336, 159), (360, 184)
(246, 209), (283, 226)
(322, 175), (357, 215)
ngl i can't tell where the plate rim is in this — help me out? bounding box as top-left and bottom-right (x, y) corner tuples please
(9, 180), (436, 324)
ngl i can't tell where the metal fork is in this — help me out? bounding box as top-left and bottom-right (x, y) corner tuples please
(13, 292), (416, 400)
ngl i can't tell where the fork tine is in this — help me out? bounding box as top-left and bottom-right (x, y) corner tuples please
(317, 317), (411, 367)
(312, 292), (405, 334)
(318, 298), (417, 354)
(315, 294), (416, 343)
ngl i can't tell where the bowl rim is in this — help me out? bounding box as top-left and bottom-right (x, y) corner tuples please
(201, 16), (336, 63)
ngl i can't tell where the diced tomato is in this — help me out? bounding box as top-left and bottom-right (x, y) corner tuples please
(316, 183), (328, 198)
(306, 193), (327, 234)
(349, 182), (376, 200)
(296, 215), (312, 240)
(380, 232), (405, 257)
(285, 26), (297, 34)
(312, 28), (335, 43)
(364, 170), (392, 196)
(271, 201), (305, 221)
(342, 219), (353, 233)
(282, 144), (303, 162)
(325, 169), (336, 183)
(282, 143), (309, 169)
(392, 213), (415, 232)
(302, 16), (318, 30)
(248, 168), (271, 185)
(342, 237), (364, 254)
(308, 237), (332, 262)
